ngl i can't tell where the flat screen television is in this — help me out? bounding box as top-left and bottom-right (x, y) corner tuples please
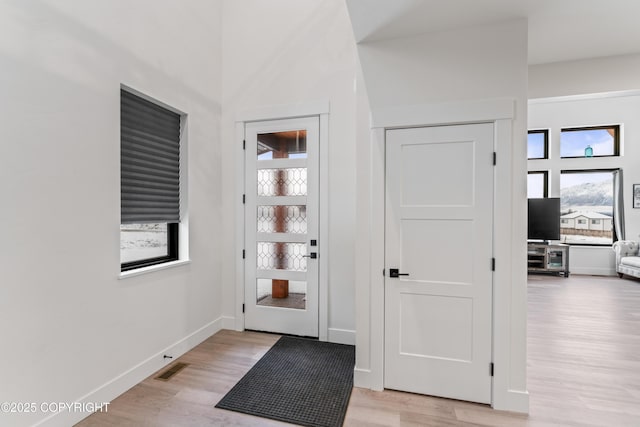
(528, 197), (560, 241)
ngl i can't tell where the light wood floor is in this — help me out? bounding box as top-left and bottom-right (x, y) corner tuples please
(77, 274), (640, 426)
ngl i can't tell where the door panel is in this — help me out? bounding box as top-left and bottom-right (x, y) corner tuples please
(399, 293), (473, 361)
(384, 123), (494, 404)
(401, 219), (473, 283)
(245, 117), (319, 337)
(401, 141), (474, 206)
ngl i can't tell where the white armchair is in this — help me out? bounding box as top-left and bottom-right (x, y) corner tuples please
(612, 240), (640, 279)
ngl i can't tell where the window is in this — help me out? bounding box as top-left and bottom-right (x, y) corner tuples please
(258, 130), (307, 160)
(560, 125), (619, 158)
(560, 170), (614, 245)
(527, 171), (548, 198)
(528, 130), (548, 159)
(120, 90), (181, 271)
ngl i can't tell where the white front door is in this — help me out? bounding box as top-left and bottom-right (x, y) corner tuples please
(384, 123), (494, 404)
(244, 117), (319, 337)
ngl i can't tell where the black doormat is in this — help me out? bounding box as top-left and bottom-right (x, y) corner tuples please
(215, 336), (355, 427)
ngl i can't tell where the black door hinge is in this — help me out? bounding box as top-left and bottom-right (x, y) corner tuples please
(490, 362), (494, 377)
(243, 139), (246, 150)
(242, 249), (245, 259)
(242, 303), (245, 313)
(242, 194), (246, 204)
(492, 258), (496, 271)
(493, 152), (497, 165)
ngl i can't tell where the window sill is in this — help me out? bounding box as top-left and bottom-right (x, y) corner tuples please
(119, 259), (191, 280)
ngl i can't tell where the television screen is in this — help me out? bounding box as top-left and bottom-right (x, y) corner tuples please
(528, 198), (560, 241)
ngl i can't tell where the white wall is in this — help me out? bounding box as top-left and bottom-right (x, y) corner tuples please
(220, 0), (358, 342)
(529, 93), (640, 275)
(357, 21), (528, 107)
(0, 1), (223, 426)
(529, 53), (640, 99)
(352, 19), (529, 412)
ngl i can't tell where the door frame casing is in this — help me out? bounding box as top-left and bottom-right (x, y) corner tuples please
(234, 102), (330, 341)
(353, 98), (530, 413)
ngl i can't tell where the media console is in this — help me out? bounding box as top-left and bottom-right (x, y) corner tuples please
(527, 243), (569, 277)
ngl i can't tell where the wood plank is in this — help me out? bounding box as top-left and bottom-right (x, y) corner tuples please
(76, 275), (640, 426)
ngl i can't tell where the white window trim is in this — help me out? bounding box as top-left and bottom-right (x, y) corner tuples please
(119, 259), (191, 280)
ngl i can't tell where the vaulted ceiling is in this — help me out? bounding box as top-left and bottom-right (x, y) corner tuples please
(346, 0), (640, 64)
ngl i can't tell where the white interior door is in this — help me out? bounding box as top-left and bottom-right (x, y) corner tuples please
(384, 123), (494, 404)
(244, 117), (319, 337)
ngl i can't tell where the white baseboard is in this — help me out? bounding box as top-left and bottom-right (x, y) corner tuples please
(354, 368), (372, 388)
(354, 367), (383, 391)
(356, 369), (530, 414)
(328, 328), (355, 345)
(493, 389), (530, 414)
(35, 317), (225, 427)
(570, 267), (616, 276)
(220, 315), (236, 330)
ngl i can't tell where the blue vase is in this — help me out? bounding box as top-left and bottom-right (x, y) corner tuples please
(585, 145), (593, 157)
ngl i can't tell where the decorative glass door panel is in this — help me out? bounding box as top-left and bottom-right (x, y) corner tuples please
(244, 117), (319, 337)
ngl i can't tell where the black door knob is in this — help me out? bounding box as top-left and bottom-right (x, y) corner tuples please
(389, 268), (409, 278)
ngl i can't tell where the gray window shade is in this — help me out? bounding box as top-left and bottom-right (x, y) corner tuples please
(121, 90), (180, 224)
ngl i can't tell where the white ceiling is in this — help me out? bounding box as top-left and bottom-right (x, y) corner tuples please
(346, 0), (640, 64)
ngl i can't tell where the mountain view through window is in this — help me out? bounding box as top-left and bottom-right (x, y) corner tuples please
(560, 171), (613, 244)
